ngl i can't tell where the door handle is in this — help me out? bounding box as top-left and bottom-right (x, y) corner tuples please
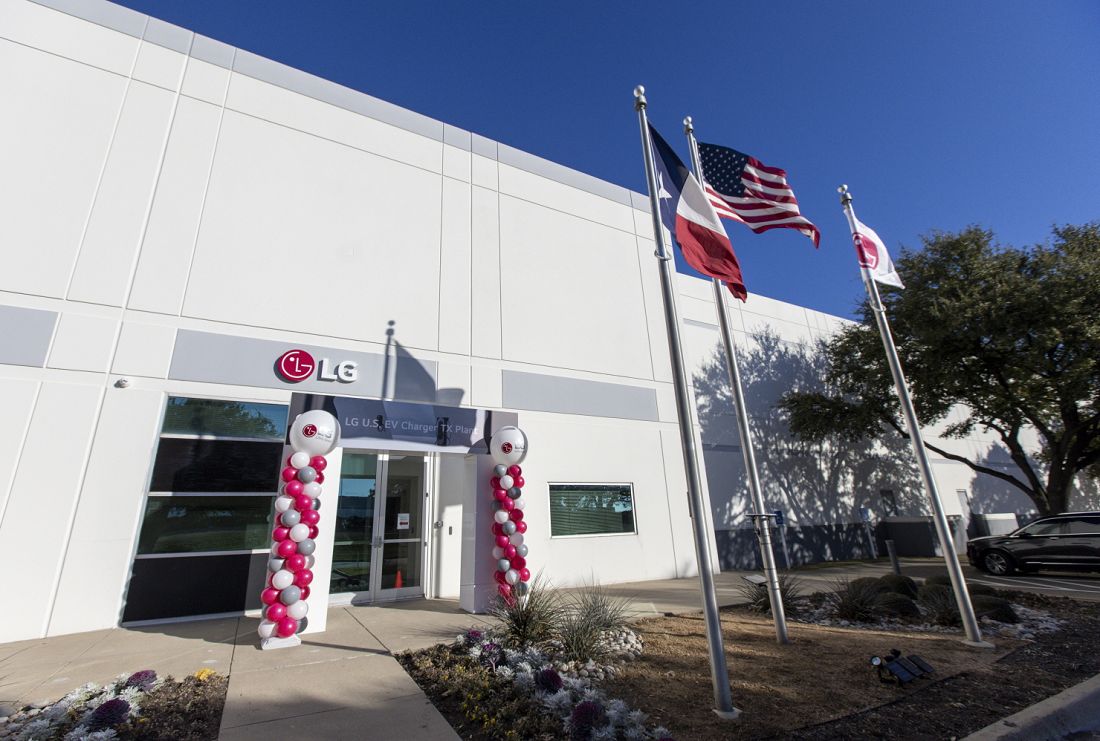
(372, 536), (383, 548)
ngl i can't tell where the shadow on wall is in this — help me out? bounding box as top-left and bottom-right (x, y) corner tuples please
(692, 326), (925, 569)
(381, 320), (464, 405)
(967, 444), (1042, 520)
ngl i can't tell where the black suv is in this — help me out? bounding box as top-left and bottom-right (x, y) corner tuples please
(967, 512), (1100, 576)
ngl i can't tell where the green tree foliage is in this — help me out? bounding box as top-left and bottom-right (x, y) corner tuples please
(778, 222), (1100, 516)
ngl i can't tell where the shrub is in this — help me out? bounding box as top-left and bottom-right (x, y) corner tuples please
(850, 577), (891, 597)
(971, 595), (1018, 623)
(924, 574), (952, 587)
(968, 583), (999, 598)
(828, 576), (884, 622)
(735, 571), (806, 617)
(918, 585), (961, 626)
(873, 592), (921, 619)
(879, 574), (919, 599)
(489, 572), (562, 647)
(556, 581), (634, 663)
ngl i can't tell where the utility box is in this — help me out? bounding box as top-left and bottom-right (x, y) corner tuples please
(883, 516), (967, 556)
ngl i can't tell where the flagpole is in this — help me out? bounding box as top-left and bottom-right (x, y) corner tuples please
(838, 185), (992, 648)
(684, 118), (789, 645)
(635, 86), (739, 718)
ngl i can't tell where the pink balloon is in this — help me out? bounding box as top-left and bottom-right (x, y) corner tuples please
(495, 534), (510, 549)
(261, 588), (280, 605)
(490, 476), (501, 489)
(294, 494), (313, 512)
(277, 540), (297, 558)
(501, 497), (515, 511)
(494, 570), (507, 584)
(286, 554), (306, 572)
(281, 467), (298, 482)
(519, 568), (531, 582)
(294, 569), (314, 587)
(315, 471), (325, 484)
(300, 585), (311, 600)
(266, 573), (274, 588)
(507, 465), (522, 477)
(493, 488), (508, 501)
(308, 525), (319, 539)
(272, 527), (290, 542)
(276, 616), (298, 638)
(514, 476), (525, 488)
(284, 480), (304, 497)
(301, 509), (320, 526)
(310, 456), (328, 472)
(498, 582), (513, 600)
(266, 602), (287, 622)
(509, 509), (524, 522)
(286, 455), (295, 467)
(492, 523), (504, 536)
(504, 545), (517, 559)
(511, 556), (526, 570)
(515, 520), (527, 534)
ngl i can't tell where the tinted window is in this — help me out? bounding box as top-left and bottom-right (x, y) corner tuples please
(162, 397), (287, 439)
(550, 484), (635, 537)
(150, 438), (283, 492)
(1020, 520), (1066, 536)
(1064, 517), (1100, 534)
(137, 496), (273, 554)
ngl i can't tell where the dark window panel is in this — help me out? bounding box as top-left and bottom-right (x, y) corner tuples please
(137, 496), (273, 554)
(150, 438), (283, 493)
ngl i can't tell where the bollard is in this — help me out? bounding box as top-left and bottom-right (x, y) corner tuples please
(886, 539), (901, 575)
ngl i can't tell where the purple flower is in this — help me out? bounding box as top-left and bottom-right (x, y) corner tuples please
(570, 701), (603, 740)
(88, 698), (131, 731)
(535, 668), (563, 693)
(125, 670), (157, 690)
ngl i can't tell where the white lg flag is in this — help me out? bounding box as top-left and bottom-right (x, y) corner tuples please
(851, 217), (904, 288)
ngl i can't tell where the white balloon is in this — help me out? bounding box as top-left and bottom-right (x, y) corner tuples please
(275, 496), (294, 513)
(513, 497), (526, 511)
(289, 523), (310, 542)
(271, 569), (294, 590)
(290, 451), (311, 469)
(499, 474), (514, 489)
(305, 554), (315, 569)
(505, 569), (519, 585)
(509, 533), (524, 546)
(304, 482), (322, 498)
(270, 542), (282, 556)
(492, 546), (505, 560)
(257, 619), (277, 639)
(494, 510), (510, 524)
(289, 410), (341, 456)
(490, 426), (528, 466)
(287, 600), (309, 619)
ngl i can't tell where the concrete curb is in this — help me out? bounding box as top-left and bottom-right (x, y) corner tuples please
(961, 672), (1100, 741)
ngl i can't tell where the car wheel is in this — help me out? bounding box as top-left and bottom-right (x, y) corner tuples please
(982, 550), (1016, 576)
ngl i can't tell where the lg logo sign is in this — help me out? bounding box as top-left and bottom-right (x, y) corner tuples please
(277, 349), (358, 384)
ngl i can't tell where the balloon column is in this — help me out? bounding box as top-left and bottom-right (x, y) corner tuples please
(258, 410), (341, 648)
(488, 426), (530, 604)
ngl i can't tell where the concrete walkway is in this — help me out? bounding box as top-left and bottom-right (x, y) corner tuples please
(1, 558), (1096, 740)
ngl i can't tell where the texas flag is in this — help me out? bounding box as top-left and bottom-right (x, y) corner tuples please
(649, 124), (747, 300)
(852, 217), (904, 288)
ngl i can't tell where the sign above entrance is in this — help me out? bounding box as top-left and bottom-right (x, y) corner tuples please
(277, 349), (358, 384)
(288, 393), (518, 455)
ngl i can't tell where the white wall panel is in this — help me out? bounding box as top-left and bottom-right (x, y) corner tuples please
(225, 74), (442, 174)
(1, 382), (102, 641)
(0, 39), (125, 298)
(471, 153), (497, 190)
(498, 164), (634, 234)
(470, 186), (501, 359)
(47, 314), (118, 373)
(181, 57), (231, 105)
(48, 387), (163, 636)
(182, 111), (442, 349)
(0, 378), (39, 524)
(111, 321), (177, 378)
(131, 40), (186, 91)
(442, 144), (470, 182)
(438, 178), (472, 356)
(435, 361), (470, 406)
(470, 365), (502, 409)
(128, 97), (222, 315)
(68, 81), (177, 307)
(636, 235), (670, 384)
(499, 197), (651, 379)
(0, 0), (140, 75)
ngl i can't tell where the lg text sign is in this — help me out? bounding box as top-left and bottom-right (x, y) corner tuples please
(277, 349), (358, 384)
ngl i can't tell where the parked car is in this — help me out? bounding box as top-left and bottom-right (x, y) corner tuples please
(967, 512), (1100, 575)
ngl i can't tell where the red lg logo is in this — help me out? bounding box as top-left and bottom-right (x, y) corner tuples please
(278, 350), (315, 382)
(302, 424), (317, 438)
(501, 442), (513, 454)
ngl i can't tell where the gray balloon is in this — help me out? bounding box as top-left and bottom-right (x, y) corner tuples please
(267, 558), (284, 573)
(516, 544), (529, 558)
(497, 558), (511, 572)
(491, 500), (501, 511)
(508, 486), (521, 498)
(298, 617), (308, 632)
(494, 464), (508, 478)
(296, 538), (316, 556)
(279, 585), (301, 605)
(312, 498), (321, 510)
(297, 466), (317, 483)
(514, 581), (529, 597)
(280, 509), (301, 527)
(502, 520), (517, 535)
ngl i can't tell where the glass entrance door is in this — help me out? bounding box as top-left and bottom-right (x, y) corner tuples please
(332, 452), (425, 602)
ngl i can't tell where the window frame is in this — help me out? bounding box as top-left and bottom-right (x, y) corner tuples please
(547, 482), (637, 539)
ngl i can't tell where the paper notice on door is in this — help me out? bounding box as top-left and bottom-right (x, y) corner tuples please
(397, 513), (410, 530)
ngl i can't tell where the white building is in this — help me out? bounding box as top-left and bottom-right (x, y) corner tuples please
(0, 0), (1069, 643)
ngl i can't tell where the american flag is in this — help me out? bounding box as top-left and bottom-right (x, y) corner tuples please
(698, 142), (820, 247)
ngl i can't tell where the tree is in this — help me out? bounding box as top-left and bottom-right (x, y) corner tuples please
(778, 222), (1100, 517)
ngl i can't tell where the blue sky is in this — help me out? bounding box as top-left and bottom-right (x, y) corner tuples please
(112, 0), (1100, 319)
